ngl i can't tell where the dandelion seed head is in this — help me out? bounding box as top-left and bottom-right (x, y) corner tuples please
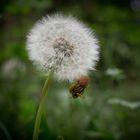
(26, 14), (99, 81)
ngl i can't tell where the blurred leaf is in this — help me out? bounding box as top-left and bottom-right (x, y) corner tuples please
(108, 98), (140, 110)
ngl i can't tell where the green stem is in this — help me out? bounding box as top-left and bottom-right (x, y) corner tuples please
(33, 71), (53, 140)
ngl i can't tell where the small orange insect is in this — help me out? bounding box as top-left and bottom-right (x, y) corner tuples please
(69, 76), (89, 98)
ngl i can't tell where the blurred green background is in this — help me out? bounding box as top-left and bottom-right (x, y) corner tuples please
(0, 0), (140, 140)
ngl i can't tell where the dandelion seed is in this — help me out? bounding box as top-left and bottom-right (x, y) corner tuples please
(26, 14), (99, 81)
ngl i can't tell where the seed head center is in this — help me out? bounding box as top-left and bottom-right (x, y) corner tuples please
(53, 38), (74, 57)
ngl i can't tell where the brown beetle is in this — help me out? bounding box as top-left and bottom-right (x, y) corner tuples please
(69, 76), (89, 98)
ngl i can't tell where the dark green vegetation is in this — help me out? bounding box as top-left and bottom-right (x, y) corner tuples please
(0, 0), (140, 140)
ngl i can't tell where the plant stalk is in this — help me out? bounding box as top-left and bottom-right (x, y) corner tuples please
(33, 71), (53, 140)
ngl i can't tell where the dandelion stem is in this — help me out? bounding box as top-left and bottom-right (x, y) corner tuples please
(33, 71), (53, 140)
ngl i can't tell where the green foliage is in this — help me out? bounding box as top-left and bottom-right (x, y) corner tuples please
(5, 0), (53, 14)
(0, 0), (140, 140)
